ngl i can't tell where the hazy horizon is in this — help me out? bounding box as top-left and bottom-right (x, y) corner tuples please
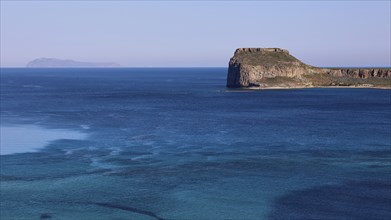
(1, 1), (390, 67)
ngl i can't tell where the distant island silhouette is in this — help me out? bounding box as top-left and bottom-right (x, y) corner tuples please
(26, 58), (120, 68)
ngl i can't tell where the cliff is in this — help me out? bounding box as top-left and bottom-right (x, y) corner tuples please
(26, 58), (120, 68)
(227, 48), (391, 88)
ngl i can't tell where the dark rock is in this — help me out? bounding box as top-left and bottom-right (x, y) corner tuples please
(40, 213), (52, 219)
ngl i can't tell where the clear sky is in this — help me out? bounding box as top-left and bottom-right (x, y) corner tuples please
(1, 1), (390, 67)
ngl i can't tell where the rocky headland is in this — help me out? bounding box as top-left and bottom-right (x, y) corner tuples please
(227, 48), (391, 89)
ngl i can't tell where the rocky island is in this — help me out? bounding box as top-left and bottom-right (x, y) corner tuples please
(26, 58), (120, 68)
(227, 48), (391, 89)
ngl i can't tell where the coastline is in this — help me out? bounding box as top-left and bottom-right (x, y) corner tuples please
(227, 85), (391, 91)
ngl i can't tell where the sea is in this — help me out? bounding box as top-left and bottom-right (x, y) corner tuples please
(1, 68), (390, 220)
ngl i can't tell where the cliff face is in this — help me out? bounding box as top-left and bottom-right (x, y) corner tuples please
(227, 48), (391, 88)
(324, 68), (391, 78)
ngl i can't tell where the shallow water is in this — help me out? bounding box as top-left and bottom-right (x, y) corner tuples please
(1, 68), (390, 219)
(0, 125), (87, 155)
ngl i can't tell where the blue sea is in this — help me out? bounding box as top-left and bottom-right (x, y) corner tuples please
(1, 68), (390, 220)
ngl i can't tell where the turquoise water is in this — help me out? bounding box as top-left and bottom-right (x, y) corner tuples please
(0, 125), (87, 155)
(1, 68), (390, 219)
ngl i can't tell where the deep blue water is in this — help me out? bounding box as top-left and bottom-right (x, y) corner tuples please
(1, 68), (390, 219)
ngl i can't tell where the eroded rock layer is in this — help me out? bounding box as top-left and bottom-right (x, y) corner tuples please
(227, 48), (391, 88)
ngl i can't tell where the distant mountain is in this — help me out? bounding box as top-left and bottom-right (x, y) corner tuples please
(26, 58), (120, 68)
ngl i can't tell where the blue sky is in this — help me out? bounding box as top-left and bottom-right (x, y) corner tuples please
(1, 1), (390, 67)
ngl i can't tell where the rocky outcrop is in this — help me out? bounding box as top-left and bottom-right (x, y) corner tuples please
(227, 48), (391, 88)
(324, 68), (391, 78)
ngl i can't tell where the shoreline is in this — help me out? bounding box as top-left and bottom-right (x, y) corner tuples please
(227, 85), (391, 91)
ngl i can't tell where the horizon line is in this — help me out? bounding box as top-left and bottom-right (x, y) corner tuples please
(0, 66), (228, 69)
(1, 66), (391, 69)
